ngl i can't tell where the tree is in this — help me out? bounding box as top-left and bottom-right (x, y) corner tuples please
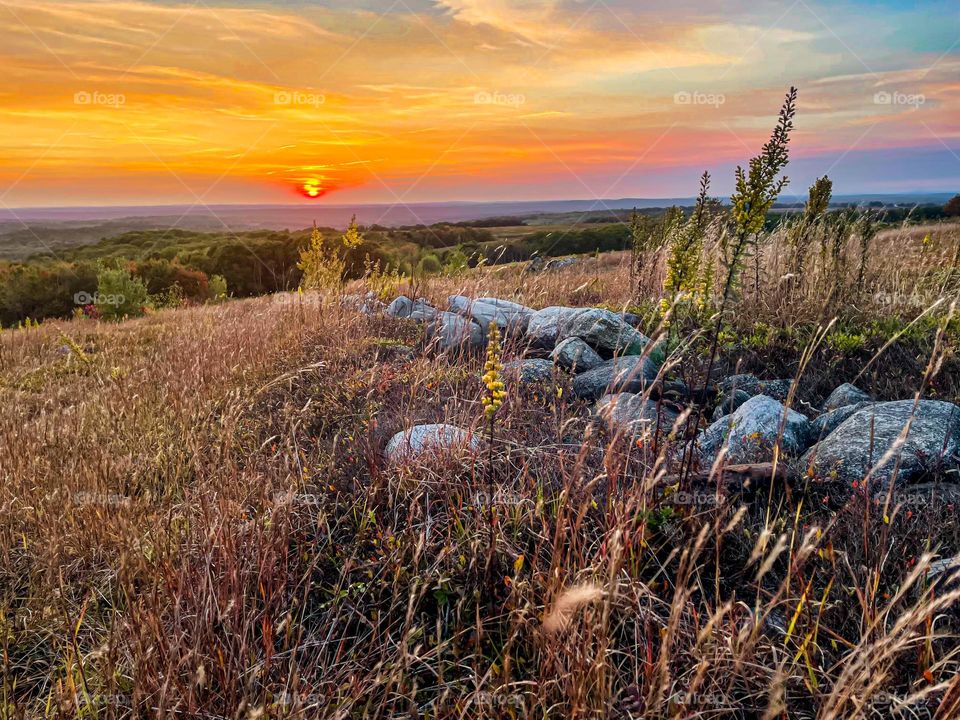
(945, 195), (960, 217)
(95, 265), (150, 320)
(298, 224), (346, 292)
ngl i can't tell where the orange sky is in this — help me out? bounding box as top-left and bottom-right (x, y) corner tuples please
(0, 0), (957, 207)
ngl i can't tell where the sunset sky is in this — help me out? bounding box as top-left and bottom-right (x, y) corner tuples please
(0, 0), (957, 207)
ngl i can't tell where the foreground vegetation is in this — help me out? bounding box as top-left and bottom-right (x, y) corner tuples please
(2, 89), (960, 718)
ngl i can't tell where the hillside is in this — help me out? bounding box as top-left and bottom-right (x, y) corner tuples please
(2, 215), (960, 716)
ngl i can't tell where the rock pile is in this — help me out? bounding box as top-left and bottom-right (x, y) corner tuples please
(376, 295), (960, 492)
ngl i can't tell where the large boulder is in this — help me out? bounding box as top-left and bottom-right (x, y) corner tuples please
(447, 295), (533, 336)
(596, 393), (680, 440)
(694, 394), (813, 468)
(572, 355), (659, 400)
(526, 307), (590, 349)
(425, 311), (483, 352)
(801, 400), (960, 488)
(551, 337), (603, 373)
(502, 359), (555, 387)
(386, 295), (414, 318)
(822, 382), (872, 412)
(811, 401), (872, 440)
(711, 389), (752, 422)
(388, 295), (438, 321)
(559, 308), (650, 356)
(717, 374), (793, 402)
(385, 424), (478, 462)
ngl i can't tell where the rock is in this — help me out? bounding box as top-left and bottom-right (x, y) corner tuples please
(559, 308), (651, 357)
(572, 355), (659, 400)
(342, 292), (384, 316)
(476, 297), (533, 315)
(711, 389), (752, 422)
(621, 312), (643, 328)
(801, 400), (960, 488)
(388, 295), (437, 320)
(811, 401), (872, 439)
(551, 337), (603, 373)
(526, 307), (589, 349)
(385, 424), (478, 462)
(694, 395), (813, 468)
(386, 295), (414, 318)
(762, 379), (793, 402)
(596, 393), (680, 439)
(424, 311), (483, 353)
(447, 295), (532, 336)
(525, 255), (545, 273)
(822, 382), (872, 412)
(544, 257), (577, 271)
(502, 359), (555, 387)
(717, 374), (793, 402)
(717, 374), (764, 396)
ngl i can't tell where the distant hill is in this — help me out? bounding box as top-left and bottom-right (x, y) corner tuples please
(0, 193), (953, 261)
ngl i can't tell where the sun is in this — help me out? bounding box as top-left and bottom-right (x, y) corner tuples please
(300, 179), (324, 198)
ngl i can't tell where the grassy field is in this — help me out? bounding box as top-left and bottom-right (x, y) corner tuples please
(1, 214), (960, 717)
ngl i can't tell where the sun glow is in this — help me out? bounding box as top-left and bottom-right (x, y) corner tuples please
(301, 179), (323, 198)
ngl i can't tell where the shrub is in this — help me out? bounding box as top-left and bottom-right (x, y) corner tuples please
(95, 264), (150, 320)
(208, 274), (228, 302)
(945, 194), (960, 217)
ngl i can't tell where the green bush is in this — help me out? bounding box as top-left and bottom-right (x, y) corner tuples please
(95, 265), (150, 320)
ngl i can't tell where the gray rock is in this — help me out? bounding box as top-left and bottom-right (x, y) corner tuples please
(386, 295), (414, 318)
(447, 295), (532, 336)
(822, 382), (872, 412)
(502, 359), (555, 387)
(385, 424), (479, 462)
(389, 295), (438, 321)
(762, 379), (794, 402)
(342, 292), (383, 316)
(811, 401), (872, 439)
(717, 374), (764, 396)
(425, 311), (483, 353)
(711, 389), (752, 422)
(572, 355), (659, 400)
(621, 312), (643, 328)
(717, 374), (793, 402)
(544, 257), (577, 270)
(476, 297), (533, 315)
(526, 307), (590, 349)
(551, 337), (603, 373)
(801, 400), (960, 488)
(596, 393), (680, 439)
(559, 308), (651, 357)
(694, 394), (813, 468)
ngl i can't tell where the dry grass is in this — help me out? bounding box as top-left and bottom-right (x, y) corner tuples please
(1, 222), (960, 718)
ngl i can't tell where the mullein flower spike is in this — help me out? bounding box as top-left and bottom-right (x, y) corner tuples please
(481, 321), (506, 420)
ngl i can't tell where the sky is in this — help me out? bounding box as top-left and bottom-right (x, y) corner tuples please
(0, 0), (957, 207)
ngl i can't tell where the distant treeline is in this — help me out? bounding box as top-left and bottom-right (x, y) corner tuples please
(0, 222), (634, 326)
(1, 199), (954, 326)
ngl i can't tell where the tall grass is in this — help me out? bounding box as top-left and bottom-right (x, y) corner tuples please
(0, 210), (958, 717)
